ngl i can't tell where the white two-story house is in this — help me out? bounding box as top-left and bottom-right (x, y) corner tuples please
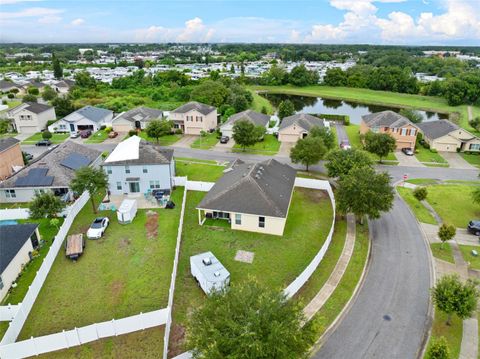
(7, 102), (56, 134)
(103, 136), (175, 196)
(169, 101), (217, 135)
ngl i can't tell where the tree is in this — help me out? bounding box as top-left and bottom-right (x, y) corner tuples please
(413, 186), (428, 201)
(290, 136), (327, 171)
(49, 218), (60, 229)
(42, 85), (57, 101)
(187, 279), (314, 359)
(42, 131), (52, 140)
(232, 120), (264, 151)
(70, 167), (109, 214)
(324, 68), (348, 86)
(145, 119), (173, 144)
(51, 97), (74, 118)
(363, 131), (397, 163)
(438, 224), (456, 249)
(336, 166), (394, 223)
(472, 187), (480, 206)
(28, 87), (40, 95)
(190, 80), (229, 108)
(310, 126), (335, 149)
(426, 337), (450, 359)
(29, 192), (66, 219)
(74, 71), (97, 89)
(399, 109), (423, 124)
(278, 100), (295, 120)
(262, 64), (287, 85)
(22, 94), (37, 103)
(0, 120), (9, 135)
(261, 106), (268, 114)
(432, 274), (479, 325)
(288, 64), (319, 86)
(325, 148), (374, 178)
(52, 53), (63, 79)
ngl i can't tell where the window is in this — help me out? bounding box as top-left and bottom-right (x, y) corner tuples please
(149, 180), (160, 189)
(105, 166), (112, 174)
(125, 165), (130, 174)
(372, 127), (379, 133)
(469, 143), (480, 151)
(143, 166), (148, 173)
(5, 189), (16, 198)
(401, 128), (408, 136)
(235, 213), (242, 225)
(0, 276), (3, 290)
(410, 129), (416, 136)
(259, 216), (265, 228)
(116, 182), (122, 190)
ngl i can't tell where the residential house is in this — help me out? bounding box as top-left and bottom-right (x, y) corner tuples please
(197, 159), (296, 236)
(48, 106), (113, 134)
(0, 80), (22, 94)
(169, 101), (217, 135)
(103, 136), (175, 195)
(111, 106), (163, 132)
(0, 141), (101, 203)
(417, 119), (480, 152)
(360, 111), (418, 149)
(220, 109), (270, 138)
(53, 79), (75, 96)
(7, 102), (56, 134)
(278, 113), (328, 143)
(24, 81), (47, 93)
(0, 138), (24, 180)
(0, 224), (40, 301)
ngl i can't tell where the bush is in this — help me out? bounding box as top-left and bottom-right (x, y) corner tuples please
(28, 87), (40, 95)
(344, 116), (350, 126)
(100, 125), (106, 130)
(101, 151), (109, 158)
(42, 131), (52, 140)
(128, 129), (137, 137)
(200, 130), (207, 137)
(47, 120), (57, 127)
(430, 148), (438, 153)
(174, 128), (183, 135)
(105, 127), (112, 133)
(413, 187), (428, 201)
(2, 100), (6, 105)
(423, 142), (430, 149)
(7, 93), (14, 99)
(426, 337), (450, 359)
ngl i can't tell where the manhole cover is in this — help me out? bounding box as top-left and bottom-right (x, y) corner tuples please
(383, 314), (392, 321)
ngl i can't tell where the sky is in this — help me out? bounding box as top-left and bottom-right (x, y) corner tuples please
(0, 0), (479, 45)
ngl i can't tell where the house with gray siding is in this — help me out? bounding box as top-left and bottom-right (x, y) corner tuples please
(103, 135), (175, 195)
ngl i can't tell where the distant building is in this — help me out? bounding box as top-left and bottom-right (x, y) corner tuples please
(7, 102), (56, 134)
(0, 138), (24, 180)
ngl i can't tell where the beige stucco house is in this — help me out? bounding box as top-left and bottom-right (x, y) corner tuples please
(112, 106), (164, 132)
(278, 113), (328, 143)
(0, 138), (24, 180)
(0, 224), (40, 301)
(360, 111), (418, 150)
(7, 102), (56, 134)
(169, 101), (217, 135)
(417, 119), (480, 152)
(220, 109), (270, 138)
(197, 159), (296, 236)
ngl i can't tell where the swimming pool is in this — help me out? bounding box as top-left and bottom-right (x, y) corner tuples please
(0, 220), (19, 226)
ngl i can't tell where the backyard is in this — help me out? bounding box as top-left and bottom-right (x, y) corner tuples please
(175, 158), (226, 182)
(169, 187), (334, 355)
(22, 132), (69, 145)
(190, 132), (219, 149)
(232, 134), (280, 155)
(18, 189), (184, 339)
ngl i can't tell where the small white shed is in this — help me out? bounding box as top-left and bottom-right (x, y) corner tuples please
(117, 199), (137, 224)
(190, 251), (230, 295)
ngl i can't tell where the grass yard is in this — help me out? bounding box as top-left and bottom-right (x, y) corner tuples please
(414, 146), (448, 166)
(397, 187), (437, 225)
(430, 243), (455, 264)
(19, 189), (184, 339)
(461, 152), (480, 168)
(169, 188), (334, 355)
(175, 157), (218, 165)
(136, 131), (182, 146)
(85, 129), (110, 144)
(22, 132), (69, 145)
(190, 132), (219, 149)
(427, 310), (463, 359)
(458, 245), (480, 270)
(249, 89), (274, 115)
(0, 132), (17, 139)
(175, 160), (226, 182)
(232, 134), (280, 155)
(0, 202), (30, 209)
(330, 125), (339, 148)
(406, 179), (439, 185)
(344, 124), (397, 162)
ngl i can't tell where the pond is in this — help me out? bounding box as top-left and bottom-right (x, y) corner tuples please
(261, 93), (449, 125)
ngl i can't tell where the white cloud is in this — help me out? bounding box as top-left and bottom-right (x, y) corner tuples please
(38, 15), (61, 24)
(177, 17), (213, 42)
(0, 7), (63, 19)
(0, 0), (41, 4)
(71, 18), (85, 26)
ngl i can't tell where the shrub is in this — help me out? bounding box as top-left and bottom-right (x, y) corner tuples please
(2, 100), (6, 105)
(28, 87), (40, 95)
(100, 125), (106, 130)
(200, 130), (207, 137)
(430, 148), (438, 153)
(426, 337), (450, 359)
(343, 116), (350, 126)
(174, 128), (183, 135)
(105, 127), (112, 133)
(42, 131), (52, 140)
(128, 129), (137, 137)
(101, 151), (109, 158)
(413, 187), (428, 201)
(7, 93), (14, 99)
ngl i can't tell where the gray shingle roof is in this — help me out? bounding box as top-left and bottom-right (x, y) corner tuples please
(0, 141), (101, 189)
(103, 139), (173, 166)
(223, 110), (270, 127)
(0, 80), (20, 91)
(0, 137), (20, 153)
(417, 119), (461, 140)
(279, 113), (324, 131)
(197, 159), (296, 218)
(65, 106), (112, 123)
(361, 110), (412, 128)
(114, 106), (163, 124)
(171, 101), (215, 116)
(0, 223), (38, 273)
(22, 102), (52, 114)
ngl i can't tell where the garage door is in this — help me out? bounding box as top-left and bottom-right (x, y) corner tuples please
(113, 124), (133, 132)
(278, 133), (299, 143)
(221, 129), (233, 138)
(19, 126), (38, 134)
(185, 127), (202, 135)
(396, 141), (413, 149)
(77, 125), (94, 131)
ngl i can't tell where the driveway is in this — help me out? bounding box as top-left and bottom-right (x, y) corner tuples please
(335, 123), (349, 145)
(103, 131), (127, 144)
(440, 152), (476, 170)
(395, 151), (425, 167)
(14, 133), (31, 141)
(171, 135), (198, 148)
(213, 138), (235, 152)
(278, 141), (294, 157)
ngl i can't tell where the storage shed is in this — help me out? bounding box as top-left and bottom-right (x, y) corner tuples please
(190, 251), (230, 295)
(117, 199), (137, 224)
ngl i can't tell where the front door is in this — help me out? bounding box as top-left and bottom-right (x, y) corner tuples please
(129, 182), (140, 193)
(69, 124), (75, 132)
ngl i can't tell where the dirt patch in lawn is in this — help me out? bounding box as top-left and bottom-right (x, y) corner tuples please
(146, 211), (159, 239)
(110, 280), (124, 304)
(168, 323), (186, 358)
(118, 238), (131, 251)
(297, 187), (328, 202)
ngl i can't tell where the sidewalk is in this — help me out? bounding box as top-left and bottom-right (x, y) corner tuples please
(303, 214), (356, 321)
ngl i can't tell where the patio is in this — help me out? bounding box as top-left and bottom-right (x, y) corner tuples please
(100, 193), (169, 210)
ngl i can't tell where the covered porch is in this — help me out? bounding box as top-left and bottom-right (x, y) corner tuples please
(197, 208), (232, 227)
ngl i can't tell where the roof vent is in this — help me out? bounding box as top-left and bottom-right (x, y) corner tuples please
(259, 166), (264, 171)
(214, 271), (221, 277)
(255, 174), (260, 179)
(202, 257), (212, 266)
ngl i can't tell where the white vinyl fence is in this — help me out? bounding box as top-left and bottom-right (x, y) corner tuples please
(0, 208), (30, 221)
(0, 191), (90, 346)
(173, 176), (187, 187)
(0, 308), (168, 359)
(0, 306), (20, 322)
(185, 180), (214, 192)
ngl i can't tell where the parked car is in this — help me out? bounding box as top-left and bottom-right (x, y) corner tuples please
(402, 147), (414, 156)
(70, 131), (80, 139)
(467, 220), (480, 235)
(23, 152), (33, 161)
(86, 217), (109, 239)
(340, 140), (351, 150)
(108, 131), (118, 138)
(220, 136), (229, 144)
(35, 139), (52, 146)
(80, 130), (92, 138)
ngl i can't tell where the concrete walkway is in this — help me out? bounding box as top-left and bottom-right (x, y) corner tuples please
(460, 317), (478, 359)
(303, 214), (356, 322)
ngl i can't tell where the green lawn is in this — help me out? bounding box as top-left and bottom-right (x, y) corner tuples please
(136, 131), (182, 146)
(415, 146), (448, 166)
(430, 243), (455, 264)
(249, 89), (274, 115)
(458, 245), (480, 270)
(190, 132), (219, 149)
(0, 132), (17, 139)
(175, 160), (226, 182)
(0, 202), (30, 209)
(406, 179), (439, 185)
(330, 125), (339, 148)
(7, 100), (21, 109)
(169, 188), (334, 355)
(427, 310), (463, 359)
(22, 132), (69, 145)
(232, 134), (280, 155)
(307, 222), (369, 339)
(85, 129), (110, 144)
(344, 124), (397, 162)
(19, 189), (184, 339)
(460, 152), (480, 168)
(175, 157), (219, 165)
(397, 187), (437, 225)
